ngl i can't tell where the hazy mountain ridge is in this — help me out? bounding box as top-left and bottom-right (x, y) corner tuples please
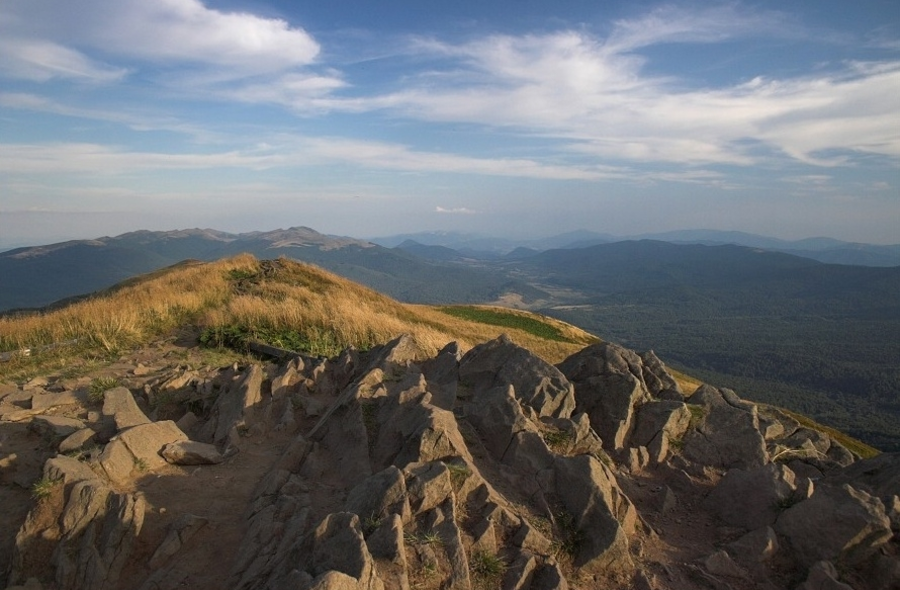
(0, 227), (543, 311)
(372, 229), (900, 266)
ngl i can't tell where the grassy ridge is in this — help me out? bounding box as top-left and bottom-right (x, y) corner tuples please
(438, 305), (591, 344)
(0, 255), (596, 381)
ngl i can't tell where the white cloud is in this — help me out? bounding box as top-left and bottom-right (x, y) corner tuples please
(0, 38), (127, 82)
(331, 11), (900, 168)
(0, 0), (321, 78)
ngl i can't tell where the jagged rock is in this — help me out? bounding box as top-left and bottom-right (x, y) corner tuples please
(175, 410), (199, 433)
(531, 561), (569, 590)
(310, 513), (384, 590)
(160, 440), (225, 465)
(631, 401), (691, 463)
(10, 472), (145, 590)
(199, 364), (265, 447)
(553, 454), (635, 573)
(420, 341), (461, 410)
(345, 465), (411, 524)
(704, 550), (748, 579)
(464, 384), (539, 460)
(827, 452), (900, 510)
(639, 350), (683, 398)
(774, 483), (893, 568)
(404, 462), (452, 516)
(705, 463), (799, 531)
(148, 514), (208, 568)
(460, 335), (575, 419)
(681, 385), (768, 470)
(503, 552), (538, 590)
(101, 387), (150, 433)
(58, 427), (97, 454)
(796, 561), (853, 590)
(558, 342), (652, 452)
(117, 420), (187, 471)
(727, 526), (779, 565)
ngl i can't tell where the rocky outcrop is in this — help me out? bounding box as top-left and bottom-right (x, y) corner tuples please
(3, 333), (897, 590)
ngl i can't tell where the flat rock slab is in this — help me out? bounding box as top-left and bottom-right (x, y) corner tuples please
(103, 387), (151, 432)
(118, 420), (188, 471)
(58, 427), (98, 454)
(30, 415), (85, 438)
(30, 390), (80, 411)
(160, 440), (225, 465)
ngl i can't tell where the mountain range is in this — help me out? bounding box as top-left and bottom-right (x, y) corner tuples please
(2, 226), (898, 451)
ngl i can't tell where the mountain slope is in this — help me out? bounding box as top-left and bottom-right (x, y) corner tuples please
(509, 241), (900, 449)
(0, 228), (545, 312)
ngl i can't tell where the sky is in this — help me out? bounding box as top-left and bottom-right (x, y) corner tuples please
(1, 0), (899, 248)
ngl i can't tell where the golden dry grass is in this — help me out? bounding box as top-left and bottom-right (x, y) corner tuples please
(0, 255), (596, 378)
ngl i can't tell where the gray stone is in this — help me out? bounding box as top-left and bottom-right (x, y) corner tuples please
(640, 350), (683, 397)
(148, 514), (208, 568)
(704, 550), (747, 579)
(705, 463), (798, 531)
(310, 512), (384, 590)
(775, 483), (892, 567)
(118, 420), (188, 471)
(460, 335), (575, 419)
(58, 428), (97, 454)
(160, 440), (225, 465)
(99, 439), (137, 485)
(631, 401), (691, 463)
(30, 390), (79, 411)
(102, 387), (151, 432)
(796, 561), (854, 590)
(558, 342), (653, 452)
(345, 465), (410, 524)
(681, 385), (768, 470)
(553, 454), (635, 574)
(30, 415), (84, 439)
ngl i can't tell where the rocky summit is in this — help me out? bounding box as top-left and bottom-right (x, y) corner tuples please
(1, 335), (898, 590)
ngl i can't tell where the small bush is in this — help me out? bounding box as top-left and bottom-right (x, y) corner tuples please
(31, 476), (60, 500)
(88, 376), (119, 403)
(470, 550), (506, 580)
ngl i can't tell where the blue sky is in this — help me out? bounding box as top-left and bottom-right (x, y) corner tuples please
(1, 0), (898, 247)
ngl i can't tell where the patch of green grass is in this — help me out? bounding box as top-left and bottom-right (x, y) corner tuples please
(88, 376), (119, 403)
(445, 461), (471, 490)
(553, 508), (585, 558)
(542, 428), (573, 451)
(439, 306), (574, 343)
(226, 268), (258, 281)
(199, 323), (344, 358)
(31, 476), (60, 500)
(362, 512), (383, 536)
(470, 550), (506, 581)
(404, 530), (443, 546)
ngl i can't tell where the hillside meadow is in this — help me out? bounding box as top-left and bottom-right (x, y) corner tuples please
(0, 255), (598, 381)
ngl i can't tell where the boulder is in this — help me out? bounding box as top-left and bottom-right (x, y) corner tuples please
(552, 454), (635, 574)
(774, 483), (893, 568)
(639, 350), (683, 398)
(310, 513), (384, 590)
(460, 335), (575, 419)
(117, 420), (188, 471)
(630, 401), (691, 463)
(198, 364), (265, 447)
(681, 385), (768, 470)
(58, 428), (98, 455)
(558, 343), (652, 452)
(101, 387), (151, 432)
(160, 440), (225, 465)
(30, 390), (79, 411)
(344, 465), (410, 524)
(705, 463), (799, 531)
